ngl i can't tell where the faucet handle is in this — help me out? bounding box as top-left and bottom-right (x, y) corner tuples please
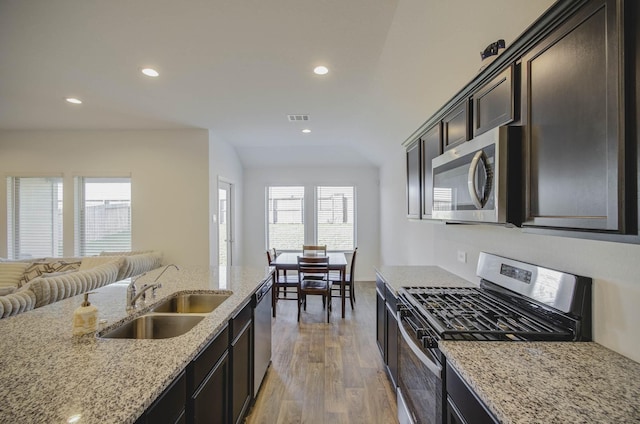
(152, 283), (162, 297)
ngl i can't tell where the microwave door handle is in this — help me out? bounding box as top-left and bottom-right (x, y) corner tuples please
(468, 150), (484, 208)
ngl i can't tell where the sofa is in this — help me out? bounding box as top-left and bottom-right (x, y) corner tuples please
(0, 250), (163, 319)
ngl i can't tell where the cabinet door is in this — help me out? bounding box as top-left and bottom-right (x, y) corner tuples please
(446, 363), (498, 424)
(145, 371), (186, 424)
(406, 140), (421, 219)
(473, 65), (515, 137)
(231, 304), (253, 424)
(421, 124), (442, 219)
(521, 0), (624, 232)
(385, 299), (398, 389)
(375, 286), (386, 359)
(192, 352), (229, 424)
(189, 325), (229, 424)
(442, 99), (470, 151)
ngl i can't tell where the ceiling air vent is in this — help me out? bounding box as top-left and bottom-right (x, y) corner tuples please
(287, 114), (309, 122)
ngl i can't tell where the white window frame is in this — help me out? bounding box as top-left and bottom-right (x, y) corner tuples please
(75, 176), (132, 256)
(266, 184), (357, 252)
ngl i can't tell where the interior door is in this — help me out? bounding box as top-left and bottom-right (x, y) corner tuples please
(218, 181), (233, 266)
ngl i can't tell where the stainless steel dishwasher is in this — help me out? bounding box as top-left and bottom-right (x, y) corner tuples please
(253, 276), (272, 397)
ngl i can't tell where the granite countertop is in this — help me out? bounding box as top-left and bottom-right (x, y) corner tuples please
(378, 265), (640, 423)
(0, 265), (273, 424)
(375, 265), (475, 294)
(440, 341), (640, 423)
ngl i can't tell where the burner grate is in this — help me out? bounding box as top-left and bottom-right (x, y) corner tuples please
(404, 287), (574, 341)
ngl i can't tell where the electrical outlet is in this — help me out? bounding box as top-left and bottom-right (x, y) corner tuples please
(457, 250), (467, 263)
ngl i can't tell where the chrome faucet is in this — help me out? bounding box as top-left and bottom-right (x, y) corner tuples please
(126, 264), (180, 309)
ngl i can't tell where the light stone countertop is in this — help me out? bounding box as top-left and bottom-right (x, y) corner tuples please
(440, 341), (640, 423)
(377, 265), (640, 423)
(0, 265), (273, 424)
(375, 265), (475, 294)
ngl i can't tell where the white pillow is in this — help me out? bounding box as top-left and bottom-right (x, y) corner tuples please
(80, 256), (122, 270)
(0, 262), (29, 289)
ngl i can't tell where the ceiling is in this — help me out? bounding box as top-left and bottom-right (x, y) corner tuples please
(0, 0), (554, 167)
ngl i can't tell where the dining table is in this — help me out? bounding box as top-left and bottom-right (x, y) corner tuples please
(270, 251), (348, 318)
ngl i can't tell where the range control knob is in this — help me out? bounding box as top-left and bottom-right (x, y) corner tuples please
(423, 336), (438, 349)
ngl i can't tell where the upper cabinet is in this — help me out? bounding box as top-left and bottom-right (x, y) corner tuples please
(442, 99), (470, 151)
(472, 65), (516, 137)
(403, 0), (639, 242)
(521, 0), (628, 233)
(421, 124), (442, 219)
(406, 140), (421, 219)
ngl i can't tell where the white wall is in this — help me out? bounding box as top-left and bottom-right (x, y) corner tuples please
(375, 0), (640, 363)
(243, 166), (380, 280)
(209, 132), (245, 266)
(0, 129), (212, 266)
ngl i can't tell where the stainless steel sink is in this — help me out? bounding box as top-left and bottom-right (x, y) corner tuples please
(150, 293), (231, 314)
(100, 314), (204, 339)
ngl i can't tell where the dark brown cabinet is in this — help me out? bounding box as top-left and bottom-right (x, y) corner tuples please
(446, 363), (498, 424)
(375, 275), (398, 389)
(139, 371), (186, 424)
(442, 99), (470, 151)
(189, 325), (230, 424)
(231, 302), (253, 424)
(473, 65), (516, 137)
(421, 124), (442, 219)
(521, 0), (628, 233)
(406, 140), (421, 219)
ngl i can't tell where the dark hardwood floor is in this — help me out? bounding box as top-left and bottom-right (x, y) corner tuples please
(245, 282), (398, 424)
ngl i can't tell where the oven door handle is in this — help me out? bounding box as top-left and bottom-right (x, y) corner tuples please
(397, 312), (442, 379)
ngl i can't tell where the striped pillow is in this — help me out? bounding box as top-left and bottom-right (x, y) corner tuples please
(0, 262), (29, 289)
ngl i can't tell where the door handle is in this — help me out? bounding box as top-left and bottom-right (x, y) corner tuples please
(467, 150), (492, 209)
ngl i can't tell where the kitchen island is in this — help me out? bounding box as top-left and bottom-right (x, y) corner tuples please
(0, 265), (273, 424)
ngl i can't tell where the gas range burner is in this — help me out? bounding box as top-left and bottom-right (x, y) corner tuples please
(399, 253), (592, 344)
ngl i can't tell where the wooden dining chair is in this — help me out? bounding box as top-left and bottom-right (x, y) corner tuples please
(330, 247), (357, 309)
(302, 244), (327, 256)
(267, 250), (298, 309)
(297, 255), (331, 322)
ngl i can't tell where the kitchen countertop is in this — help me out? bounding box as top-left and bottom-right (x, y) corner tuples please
(375, 265), (475, 294)
(377, 265), (640, 423)
(440, 341), (640, 423)
(0, 265), (273, 424)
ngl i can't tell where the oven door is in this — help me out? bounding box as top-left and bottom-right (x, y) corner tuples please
(397, 311), (444, 424)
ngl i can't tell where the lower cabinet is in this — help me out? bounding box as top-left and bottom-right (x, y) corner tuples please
(231, 301), (253, 424)
(189, 325), (230, 424)
(137, 371), (186, 424)
(137, 297), (258, 424)
(375, 275), (398, 389)
(446, 363), (498, 424)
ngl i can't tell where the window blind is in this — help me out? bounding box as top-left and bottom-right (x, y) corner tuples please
(77, 177), (131, 256)
(267, 186), (304, 250)
(7, 176), (63, 259)
(316, 186), (354, 250)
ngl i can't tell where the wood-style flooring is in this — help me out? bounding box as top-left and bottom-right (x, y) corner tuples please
(245, 282), (398, 424)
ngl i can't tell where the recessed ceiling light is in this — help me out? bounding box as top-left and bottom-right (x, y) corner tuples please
(302, 129), (311, 134)
(65, 97), (82, 104)
(313, 66), (329, 75)
(141, 68), (159, 77)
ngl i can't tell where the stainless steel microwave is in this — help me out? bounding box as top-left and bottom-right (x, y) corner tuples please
(431, 126), (522, 225)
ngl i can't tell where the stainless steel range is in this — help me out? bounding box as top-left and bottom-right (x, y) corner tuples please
(396, 252), (592, 424)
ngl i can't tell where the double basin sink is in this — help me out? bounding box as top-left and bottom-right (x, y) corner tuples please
(100, 292), (231, 340)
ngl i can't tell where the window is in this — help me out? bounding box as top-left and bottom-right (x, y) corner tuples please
(76, 177), (131, 256)
(316, 186), (354, 250)
(6, 176), (63, 259)
(266, 185), (356, 251)
(267, 186), (304, 250)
